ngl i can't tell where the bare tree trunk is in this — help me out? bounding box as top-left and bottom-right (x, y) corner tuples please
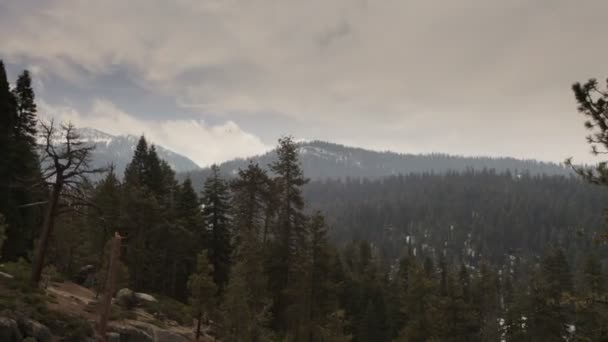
(97, 233), (122, 341)
(31, 182), (62, 285)
(196, 308), (203, 341)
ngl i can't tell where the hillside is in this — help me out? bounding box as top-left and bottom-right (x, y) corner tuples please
(74, 128), (200, 176)
(180, 140), (572, 190)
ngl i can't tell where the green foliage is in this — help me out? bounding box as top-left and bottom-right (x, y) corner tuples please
(141, 296), (192, 326)
(188, 251), (217, 318)
(201, 164), (232, 293)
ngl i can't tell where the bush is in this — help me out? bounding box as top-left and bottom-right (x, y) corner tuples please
(141, 296), (192, 326)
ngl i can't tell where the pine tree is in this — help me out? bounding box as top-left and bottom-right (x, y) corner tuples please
(473, 262), (501, 341)
(0, 60), (15, 177)
(1, 67), (42, 261)
(268, 136), (309, 333)
(13, 70), (37, 143)
(171, 178), (204, 299)
(89, 168), (122, 262)
(526, 249), (574, 341)
(123, 136), (148, 187)
(201, 164), (231, 293)
(574, 252), (608, 341)
(305, 213), (349, 341)
(222, 226), (273, 342)
(189, 251), (217, 341)
(395, 259), (438, 342)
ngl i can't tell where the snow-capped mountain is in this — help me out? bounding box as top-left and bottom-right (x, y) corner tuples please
(73, 128), (200, 176)
(180, 140), (572, 191)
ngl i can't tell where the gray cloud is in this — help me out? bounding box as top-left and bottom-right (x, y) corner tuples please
(0, 0), (603, 163)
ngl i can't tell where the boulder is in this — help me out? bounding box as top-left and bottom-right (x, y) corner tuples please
(134, 292), (157, 303)
(116, 288), (138, 309)
(0, 271), (14, 279)
(0, 316), (22, 342)
(19, 318), (52, 342)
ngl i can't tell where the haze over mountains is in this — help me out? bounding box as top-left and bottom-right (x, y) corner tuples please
(75, 127), (572, 185)
(179, 141), (572, 191)
(74, 127), (200, 175)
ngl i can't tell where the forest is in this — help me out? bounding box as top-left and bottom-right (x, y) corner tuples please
(1, 60), (608, 342)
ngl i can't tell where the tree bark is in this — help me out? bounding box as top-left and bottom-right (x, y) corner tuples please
(196, 308), (203, 341)
(30, 182), (62, 285)
(97, 233), (122, 341)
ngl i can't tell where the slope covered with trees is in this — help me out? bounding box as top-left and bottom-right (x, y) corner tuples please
(1, 62), (608, 341)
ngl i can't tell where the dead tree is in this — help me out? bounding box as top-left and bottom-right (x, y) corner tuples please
(30, 120), (106, 285)
(97, 232), (122, 341)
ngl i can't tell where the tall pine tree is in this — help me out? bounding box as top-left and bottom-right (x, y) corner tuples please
(201, 164), (231, 293)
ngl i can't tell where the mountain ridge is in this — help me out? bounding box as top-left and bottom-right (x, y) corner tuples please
(72, 128), (201, 177)
(179, 140), (572, 191)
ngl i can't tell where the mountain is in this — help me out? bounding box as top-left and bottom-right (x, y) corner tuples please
(74, 128), (200, 176)
(180, 140), (572, 191)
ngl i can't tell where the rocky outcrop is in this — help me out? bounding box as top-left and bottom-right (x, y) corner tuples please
(134, 292), (157, 303)
(0, 316), (22, 342)
(108, 321), (191, 342)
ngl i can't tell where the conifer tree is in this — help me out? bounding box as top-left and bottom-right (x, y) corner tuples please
(201, 164), (231, 293)
(396, 259), (438, 342)
(267, 136), (309, 332)
(574, 252), (608, 341)
(526, 249), (573, 341)
(221, 163), (275, 341)
(124, 136), (149, 187)
(171, 178), (204, 299)
(13, 70), (37, 143)
(0, 67), (42, 261)
(189, 251), (217, 341)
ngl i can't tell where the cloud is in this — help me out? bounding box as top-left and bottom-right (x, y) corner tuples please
(39, 99), (270, 167)
(0, 0), (603, 162)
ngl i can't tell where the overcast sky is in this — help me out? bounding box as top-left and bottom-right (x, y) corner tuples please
(0, 0), (604, 166)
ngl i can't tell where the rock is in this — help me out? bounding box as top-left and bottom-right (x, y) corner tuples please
(19, 318), (52, 342)
(134, 292), (157, 303)
(74, 264), (96, 284)
(0, 271), (14, 279)
(0, 316), (22, 342)
(116, 288), (138, 309)
(108, 323), (153, 342)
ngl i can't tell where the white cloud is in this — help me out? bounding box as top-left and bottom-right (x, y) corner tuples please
(1, 0), (603, 162)
(39, 99), (270, 167)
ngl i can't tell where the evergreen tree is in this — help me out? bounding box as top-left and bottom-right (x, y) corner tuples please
(0, 67), (41, 261)
(268, 136), (309, 333)
(12, 70), (37, 143)
(395, 259), (438, 342)
(189, 251), (217, 341)
(171, 177), (204, 299)
(123, 136), (149, 187)
(201, 164), (231, 293)
(574, 252), (608, 341)
(526, 249), (574, 341)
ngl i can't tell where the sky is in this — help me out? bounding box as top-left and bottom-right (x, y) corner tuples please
(0, 0), (604, 167)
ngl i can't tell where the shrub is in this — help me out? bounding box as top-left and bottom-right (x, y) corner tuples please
(141, 296), (192, 326)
